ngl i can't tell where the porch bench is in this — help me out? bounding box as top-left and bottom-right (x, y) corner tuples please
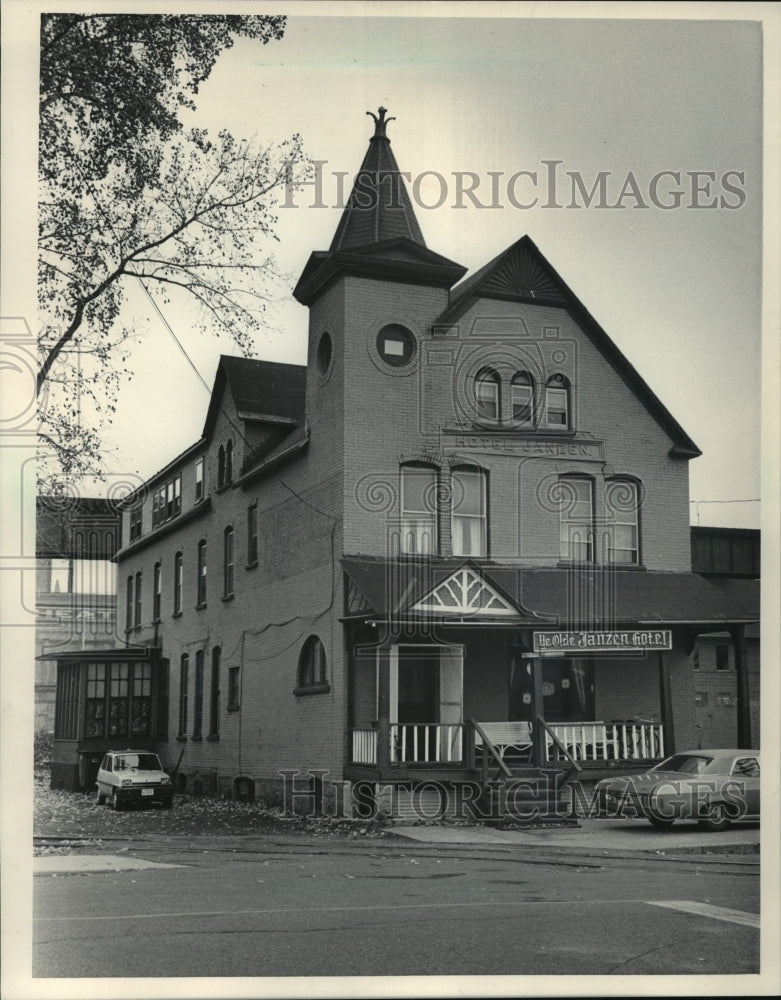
(474, 721), (533, 764)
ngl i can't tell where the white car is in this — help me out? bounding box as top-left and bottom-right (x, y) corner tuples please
(596, 749), (760, 831)
(95, 750), (173, 810)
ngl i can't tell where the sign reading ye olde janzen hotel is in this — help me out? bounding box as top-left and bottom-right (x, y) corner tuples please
(533, 630), (673, 654)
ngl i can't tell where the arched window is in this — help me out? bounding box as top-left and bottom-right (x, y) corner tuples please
(296, 636), (328, 694)
(511, 372), (534, 425)
(225, 440), (233, 483)
(475, 368), (500, 421)
(173, 551), (183, 615)
(223, 526), (234, 598)
(605, 478), (641, 565)
(178, 654), (189, 738)
(196, 540), (207, 606)
(451, 466), (487, 557)
(545, 374), (570, 428)
(153, 562), (162, 621)
(134, 571), (142, 627)
(125, 575), (134, 630)
(400, 464), (438, 555)
(209, 647), (221, 738)
(193, 649), (204, 740)
(217, 445), (225, 488)
(558, 475), (594, 562)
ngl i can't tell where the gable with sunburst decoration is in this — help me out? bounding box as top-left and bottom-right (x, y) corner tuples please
(411, 566), (520, 617)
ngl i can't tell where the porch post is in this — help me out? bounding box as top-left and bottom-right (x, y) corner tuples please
(531, 655), (546, 765)
(729, 624), (752, 748)
(657, 650), (675, 756)
(376, 644), (391, 773)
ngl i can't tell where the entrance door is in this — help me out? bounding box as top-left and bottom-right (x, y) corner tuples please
(398, 654), (439, 723)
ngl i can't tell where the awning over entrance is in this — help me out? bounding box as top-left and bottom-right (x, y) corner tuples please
(342, 557), (758, 626)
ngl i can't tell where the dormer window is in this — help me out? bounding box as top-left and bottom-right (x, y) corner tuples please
(475, 368), (500, 422)
(511, 372), (534, 425)
(545, 374), (570, 428)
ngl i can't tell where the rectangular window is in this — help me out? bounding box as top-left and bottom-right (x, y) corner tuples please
(85, 664), (107, 738)
(195, 458), (204, 503)
(247, 503), (258, 565)
(131, 662), (152, 735)
(108, 663), (130, 738)
(193, 650), (204, 740)
(476, 378), (499, 421)
(559, 477), (594, 562)
(605, 479), (640, 565)
(546, 386), (569, 427)
(223, 528), (234, 598)
(153, 563), (162, 621)
(152, 474), (182, 528)
(129, 505), (142, 541)
(227, 667), (240, 710)
(451, 468), (487, 557)
(197, 541), (207, 606)
(125, 576), (134, 631)
(400, 466), (437, 555)
(50, 558), (71, 594)
(173, 552), (183, 615)
(134, 571), (142, 627)
(178, 654), (189, 738)
(209, 648), (220, 738)
(716, 644), (730, 670)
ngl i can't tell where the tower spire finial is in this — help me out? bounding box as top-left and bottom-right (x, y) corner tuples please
(366, 106), (395, 138)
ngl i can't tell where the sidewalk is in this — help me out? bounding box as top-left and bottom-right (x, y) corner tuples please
(389, 818), (760, 853)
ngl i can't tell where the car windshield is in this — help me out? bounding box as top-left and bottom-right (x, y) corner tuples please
(114, 753), (162, 771)
(654, 754), (713, 774)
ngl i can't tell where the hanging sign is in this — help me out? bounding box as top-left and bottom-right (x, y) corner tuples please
(533, 630), (672, 654)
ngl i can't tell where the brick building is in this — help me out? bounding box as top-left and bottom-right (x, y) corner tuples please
(50, 110), (759, 806)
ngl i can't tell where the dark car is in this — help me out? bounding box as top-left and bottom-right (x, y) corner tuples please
(95, 750), (173, 810)
(595, 749), (760, 831)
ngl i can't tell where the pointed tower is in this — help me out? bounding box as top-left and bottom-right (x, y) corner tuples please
(293, 108), (466, 557)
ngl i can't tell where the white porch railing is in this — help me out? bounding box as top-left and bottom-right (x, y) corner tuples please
(545, 721), (664, 762)
(390, 723), (464, 764)
(351, 728), (377, 764)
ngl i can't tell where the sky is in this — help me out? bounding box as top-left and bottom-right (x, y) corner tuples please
(3, 1), (776, 534)
(82, 7), (767, 529)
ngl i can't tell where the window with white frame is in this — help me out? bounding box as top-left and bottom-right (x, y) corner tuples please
(129, 504), (142, 541)
(559, 476), (594, 562)
(196, 540), (207, 606)
(511, 372), (534, 425)
(152, 474), (181, 528)
(605, 478), (641, 565)
(195, 458), (204, 503)
(125, 575), (133, 630)
(134, 571), (142, 627)
(545, 374), (570, 428)
(153, 562), (162, 621)
(451, 467), (487, 557)
(173, 551), (183, 615)
(400, 465), (438, 555)
(223, 526), (234, 598)
(475, 368), (500, 421)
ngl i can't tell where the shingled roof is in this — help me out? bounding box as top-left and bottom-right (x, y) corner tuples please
(202, 355), (306, 439)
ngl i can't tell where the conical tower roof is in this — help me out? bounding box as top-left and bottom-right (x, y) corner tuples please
(329, 107), (426, 251)
(293, 108), (465, 306)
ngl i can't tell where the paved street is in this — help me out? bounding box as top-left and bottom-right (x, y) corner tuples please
(33, 836), (760, 979)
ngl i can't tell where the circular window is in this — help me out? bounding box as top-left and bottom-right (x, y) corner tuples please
(316, 332), (332, 375)
(376, 324), (415, 367)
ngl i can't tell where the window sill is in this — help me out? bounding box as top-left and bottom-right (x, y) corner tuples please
(221, 594), (235, 603)
(191, 735), (202, 743)
(294, 684), (330, 697)
(176, 735), (187, 743)
(195, 602), (207, 611)
(172, 611), (183, 619)
(245, 560), (258, 571)
(206, 734), (219, 742)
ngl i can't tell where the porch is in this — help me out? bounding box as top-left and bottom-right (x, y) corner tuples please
(349, 718), (664, 770)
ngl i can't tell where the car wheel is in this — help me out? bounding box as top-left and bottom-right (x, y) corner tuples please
(111, 790), (123, 812)
(699, 802), (731, 832)
(96, 787), (106, 806)
(648, 815), (675, 829)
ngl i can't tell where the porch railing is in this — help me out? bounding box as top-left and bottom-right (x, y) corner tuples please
(351, 728), (377, 765)
(544, 721), (664, 763)
(390, 723), (464, 764)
